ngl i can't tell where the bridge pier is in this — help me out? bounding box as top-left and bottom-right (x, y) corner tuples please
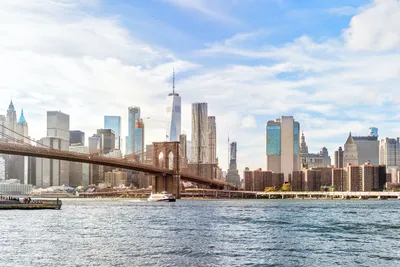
(152, 174), (181, 199)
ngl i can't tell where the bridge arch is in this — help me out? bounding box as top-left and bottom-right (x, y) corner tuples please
(152, 141), (180, 171)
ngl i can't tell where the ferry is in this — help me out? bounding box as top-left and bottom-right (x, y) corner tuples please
(147, 192), (176, 202)
(0, 197), (62, 210)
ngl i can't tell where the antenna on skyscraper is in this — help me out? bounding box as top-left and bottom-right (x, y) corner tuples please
(172, 69), (175, 95)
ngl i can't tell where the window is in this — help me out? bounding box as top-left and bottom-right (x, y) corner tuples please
(267, 125), (281, 155)
(294, 124), (299, 156)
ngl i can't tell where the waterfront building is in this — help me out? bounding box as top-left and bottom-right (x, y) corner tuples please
(313, 167), (333, 187)
(226, 142), (241, 186)
(304, 169), (321, 191)
(334, 147), (344, 168)
(266, 116), (300, 181)
(166, 71), (181, 142)
(343, 133), (358, 167)
(127, 107), (144, 160)
(69, 145), (89, 187)
(191, 103), (208, 163)
(347, 165), (362, 191)
(243, 168), (253, 191)
(208, 116), (217, 164)
(88, 135), (101, 154)
(361, 164), (380, 191)
(104, 170), (128, 187)
(104, 116), (121, 149)
(291, 171), (305, 191)
(69, 130), (85, 146)
(332, 168), (347, 191)
(0, 179), (33, 195)
(271, 173), (284, 188)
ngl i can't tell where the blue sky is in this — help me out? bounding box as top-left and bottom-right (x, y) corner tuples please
(1, 0), (400, 172)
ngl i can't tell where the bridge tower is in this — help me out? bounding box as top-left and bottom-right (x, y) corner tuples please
(152, 141), (181, 198)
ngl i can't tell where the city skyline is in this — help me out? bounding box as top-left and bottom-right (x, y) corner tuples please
(2, 0), (400, 172)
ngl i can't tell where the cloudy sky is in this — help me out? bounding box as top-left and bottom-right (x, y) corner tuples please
(1, 0), (400, 172)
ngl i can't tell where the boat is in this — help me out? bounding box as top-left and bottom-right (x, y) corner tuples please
(0, 197), (62, 210)
(147, 192), (176, 202)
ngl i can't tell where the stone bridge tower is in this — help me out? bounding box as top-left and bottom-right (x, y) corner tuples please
(152, 141), (181, 198)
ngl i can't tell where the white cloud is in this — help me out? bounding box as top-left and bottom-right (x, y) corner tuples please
(343, 0), (400, 51)
(328, 6), (358, 16)
(241, 116), (257, 129)
(0, 0), (197, 153)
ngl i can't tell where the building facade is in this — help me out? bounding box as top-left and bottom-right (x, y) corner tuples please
(191, 103), (208, 163)
(266, 116), (300, 182)
(47, 111), (70, 140)
(334, 147), (344, 168)
(127, 107), (144, 157)
(69, 145), (89, 187)
(104, 116), (121, 149)
(208, 116), (217, 164)
(353, 135), (379, 165)
(343, 133), (358, 167)
(95, 129), (116, 155)
(226, 142), (241, 186)
(69, 130), (85, 146)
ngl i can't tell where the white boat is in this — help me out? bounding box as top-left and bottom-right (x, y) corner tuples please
(147, 192), (176, 202)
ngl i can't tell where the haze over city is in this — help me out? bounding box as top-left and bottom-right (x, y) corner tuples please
(1, 0), (400, 173)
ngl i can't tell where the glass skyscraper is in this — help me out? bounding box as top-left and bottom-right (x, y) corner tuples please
(266, 116), (300, 182)
(127, 107), (144, 161)
(104, 116), (121, 150)
(191, 103), (208, 163)
(166, 90), (181, 142)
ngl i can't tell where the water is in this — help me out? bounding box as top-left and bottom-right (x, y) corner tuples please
(1, 199), (400, 267)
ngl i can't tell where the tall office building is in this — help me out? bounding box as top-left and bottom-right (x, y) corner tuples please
(127, 107), (144, 160)
(166, 70), (181, 142)
(16, 109), (29, 144)
(191, 103), (208, 163)
(266, 116), (300, 182)
(208, 116), (217, 164)
(226, 142), (241, 186)
(299, 132), (330, 168)
(69, 130), (85, 146)
(379, 138), (400, 168)
(5, 101), (17, 140)
(334, 147), (344, 168)
(104, 116), (121, 149)
(94, 129), (116, 155)
(353, 135), (379, 165)
(47, 111), (70, 140)
(343, 133), (358, 167)
(180, 134), (188, 164)
(0, 115), (6, 140)
(69, 145), (89, 187)
(36, 111), (70, 187)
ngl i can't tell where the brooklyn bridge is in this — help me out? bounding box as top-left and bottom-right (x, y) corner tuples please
(0, 125), (232, 198)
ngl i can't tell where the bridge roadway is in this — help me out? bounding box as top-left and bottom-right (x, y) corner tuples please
(0, 142), (226, 188)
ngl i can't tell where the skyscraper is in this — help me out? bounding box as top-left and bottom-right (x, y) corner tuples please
(191, 103), (208, 163)
(226, 142), (240, 186)
(69, 130), (85, 146)
(353, 135), (379, 165)
(208, 116), (217, 164)
(47, 111), (70, 140)
(166, 70), (181, 141)
(127, 107), (144, 159)
(16, 109), (29, 144)
(266, 116), (300, 182)
(104, 116), (121, 149)
(6, 101), (17, 141)
(36, 111), (70, 187)
(343, 133), (358, 167)
(334, 147), (344, 168)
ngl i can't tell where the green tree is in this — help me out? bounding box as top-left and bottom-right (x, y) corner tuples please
(264, 186), (276, 192)
(281, 183), (292, 192)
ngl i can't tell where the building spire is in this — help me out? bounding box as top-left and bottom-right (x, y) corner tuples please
(172, 69), (175, 95)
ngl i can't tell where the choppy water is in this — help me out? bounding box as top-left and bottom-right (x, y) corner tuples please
(1, 199), (400, 267)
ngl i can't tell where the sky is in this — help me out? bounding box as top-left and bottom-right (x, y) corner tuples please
(1, 0), (400, 173)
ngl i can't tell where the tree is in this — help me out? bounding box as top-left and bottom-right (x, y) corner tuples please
(264, 186), (276, 192)
(281, 183), (292, 192)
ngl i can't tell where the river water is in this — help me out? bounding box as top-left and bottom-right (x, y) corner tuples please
(1, 199), (400, 267)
